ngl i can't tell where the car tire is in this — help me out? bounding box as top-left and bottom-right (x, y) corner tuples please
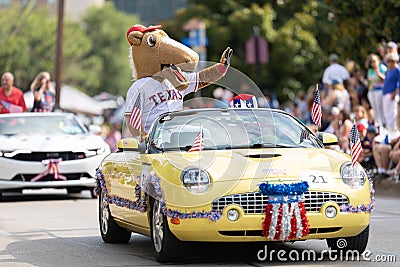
(99, 190), (131, 243)
(150, 197), (181, 262)
(326, 225), (369, 253)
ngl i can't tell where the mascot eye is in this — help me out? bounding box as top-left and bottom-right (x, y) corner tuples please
(147, 35), (156, 47)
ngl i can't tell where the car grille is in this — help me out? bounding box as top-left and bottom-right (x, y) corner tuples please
(211, 191), (349, 214)
(9, 152), (86, 161)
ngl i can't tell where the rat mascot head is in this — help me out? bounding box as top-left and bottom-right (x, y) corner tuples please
(126, 24), (199, 80)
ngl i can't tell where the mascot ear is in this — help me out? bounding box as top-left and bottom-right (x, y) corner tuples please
(128, 31), (144, 46)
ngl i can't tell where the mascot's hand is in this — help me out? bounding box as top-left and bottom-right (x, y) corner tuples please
(160, 65), (189, 91)
(220, 47), (233, 66)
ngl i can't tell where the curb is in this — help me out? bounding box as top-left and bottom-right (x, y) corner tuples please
(372, 178), (400, 198)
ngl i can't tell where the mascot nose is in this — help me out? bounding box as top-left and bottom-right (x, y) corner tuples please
(160, 36), (199, 71)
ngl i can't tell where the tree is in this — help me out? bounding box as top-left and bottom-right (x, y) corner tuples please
(323, 0), (400, 64)
(0, 4), (98, 94)
(165, 0), (325, 100)
(0, 4), (56, 90)
(81, 3), (141, 96)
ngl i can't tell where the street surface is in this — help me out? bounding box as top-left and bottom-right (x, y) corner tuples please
(0, 190), (399, 266)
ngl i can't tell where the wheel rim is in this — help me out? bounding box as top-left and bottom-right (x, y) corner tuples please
(152, 200), (164, 253)
(100, 196), (109, 234)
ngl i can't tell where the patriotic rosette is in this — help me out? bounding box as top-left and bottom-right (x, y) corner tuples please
(259, 181), (310, 241)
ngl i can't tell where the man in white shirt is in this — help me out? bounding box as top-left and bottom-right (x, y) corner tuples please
(322, 53), (350, 95)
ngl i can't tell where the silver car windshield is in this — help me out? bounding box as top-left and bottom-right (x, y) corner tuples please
(0, 115), (86, 136)
(151, 109), (322, 151)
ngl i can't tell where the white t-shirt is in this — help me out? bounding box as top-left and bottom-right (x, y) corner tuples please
(125, 72), (199, 132)
(322, 63), (350, 85)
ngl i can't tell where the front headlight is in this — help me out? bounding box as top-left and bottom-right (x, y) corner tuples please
(340, 162), (366, 189)
(180, 168), (211, 193)
(86, 146), (106, 157)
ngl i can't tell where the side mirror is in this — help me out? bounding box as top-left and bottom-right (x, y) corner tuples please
(117, 138), (146, 153)
(318, 132), (338, 146)
(117, 138), (139, 151)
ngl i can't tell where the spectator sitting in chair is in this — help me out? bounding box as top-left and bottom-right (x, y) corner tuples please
(372, 132), (400, 179)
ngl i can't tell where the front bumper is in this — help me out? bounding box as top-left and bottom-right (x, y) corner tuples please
(169, 205), (370, 242)
(0, 177), (96, 190)
(0, 154), (105, 190)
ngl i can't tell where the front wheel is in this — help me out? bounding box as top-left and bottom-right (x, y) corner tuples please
(150, 198), (181, 262)
(99, 190), (131, 243)
(326, 225), (369, 253)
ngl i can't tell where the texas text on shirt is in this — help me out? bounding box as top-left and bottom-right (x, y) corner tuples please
(125, 72), (199, 133)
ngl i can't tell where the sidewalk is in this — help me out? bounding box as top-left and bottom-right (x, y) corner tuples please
(372, 176), (400, 198)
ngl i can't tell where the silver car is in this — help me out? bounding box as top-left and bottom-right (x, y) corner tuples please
(0, 112), (110, 198)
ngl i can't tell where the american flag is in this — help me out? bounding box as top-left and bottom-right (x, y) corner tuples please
(300, 128), (310, 140)
(350, 123), (363, 167)
(0, 99), (23, 113)
(188, 127), (204, 152)
(128, 92), (142, 130)
(311, 87), (322, 127)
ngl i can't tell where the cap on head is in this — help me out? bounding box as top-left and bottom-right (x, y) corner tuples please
(229, 94), (258, 108)
(367, 125), (378, 134)
(126, 24), (162, 45)
(387, 41), (398, 49)
(357, 122), (366, 132)
(329, 53), (339, 62)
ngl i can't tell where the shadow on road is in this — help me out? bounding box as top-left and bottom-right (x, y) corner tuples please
(0, 189), (94, 202)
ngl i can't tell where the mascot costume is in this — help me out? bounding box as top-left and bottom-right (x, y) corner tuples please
(124, 24), (233, 139)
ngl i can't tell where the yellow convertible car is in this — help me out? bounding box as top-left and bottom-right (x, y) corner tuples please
(96, 108), (373, 262)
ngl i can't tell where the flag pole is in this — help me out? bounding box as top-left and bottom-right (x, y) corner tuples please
(198, 121), (203, 187)
(316, 83), (319, 134)
(351, 119), (356, 188)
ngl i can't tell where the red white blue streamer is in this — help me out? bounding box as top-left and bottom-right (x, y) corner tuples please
(259, 181), (310, 241)
(94, 169), (222, 222)
(340, 174), (375, 213)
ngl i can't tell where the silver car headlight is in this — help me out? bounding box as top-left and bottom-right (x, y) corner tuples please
(340, 162), (366, 189)
(86, 146), (106, 157)
(180, 168), (211, 193)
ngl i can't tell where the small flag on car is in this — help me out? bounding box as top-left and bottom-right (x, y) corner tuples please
(189, 125), (204, 153)
(350, 122), (363, 167)
(128, 92), (142, 130)
(311, 86), (322, 127)
(0, 99), (23, 113)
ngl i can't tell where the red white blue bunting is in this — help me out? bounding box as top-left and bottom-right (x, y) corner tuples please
(94, 169), (222, 222)
(340, 174), (375, 213)
(259, 181), (310, 241)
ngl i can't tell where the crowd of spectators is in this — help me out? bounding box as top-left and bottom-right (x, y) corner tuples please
(289, 41), (400, 180)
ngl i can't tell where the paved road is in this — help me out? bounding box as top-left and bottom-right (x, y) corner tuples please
(0, 189), (399, 266)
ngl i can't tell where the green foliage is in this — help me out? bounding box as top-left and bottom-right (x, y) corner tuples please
(0, 3), (139, 98)
(324, 0), (400, 65)
(81, 3), (140, 96)
(168, 0), (324, 100)
(0, 4), (56, 89)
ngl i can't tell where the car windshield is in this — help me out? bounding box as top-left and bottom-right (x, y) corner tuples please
(0, 114), (86, 136)
(151, 109), (322, 151)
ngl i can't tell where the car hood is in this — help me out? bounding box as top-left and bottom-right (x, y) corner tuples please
(0, 134), (106, 152)
(154, 147), (351, 183)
